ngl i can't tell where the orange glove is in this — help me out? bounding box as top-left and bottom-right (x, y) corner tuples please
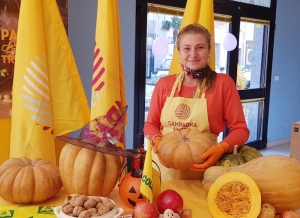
(190, 142), (229, 172)
(152, 135), (162, 154)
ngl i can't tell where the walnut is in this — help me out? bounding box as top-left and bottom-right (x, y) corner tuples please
(70, 195), (87, 207)
(84, 198), (97, 209)
(100, 197), (110, 204)
(66, 194), (80, 202)
(78, 210), (91, 218)
(89, 196), (102, 203)
(62, 204), (74, 214)
(96, 202), (104, 210)
(258, 203), (276, 218)
(97, 205), (110, 215)
(103, 200), (114, 210)
(90, 212), (100, 217)
(87, 208), (97, 214)
(73, 206), (85, 216)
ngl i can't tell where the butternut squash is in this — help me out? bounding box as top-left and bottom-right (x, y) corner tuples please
(203, 155), (300, 212)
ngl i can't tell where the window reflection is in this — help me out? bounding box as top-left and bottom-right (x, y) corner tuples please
(238, 21), (269, 89)
(243, 101), (264, 142)
(145, 12), (183, 116)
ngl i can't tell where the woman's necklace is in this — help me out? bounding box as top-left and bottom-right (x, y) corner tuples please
(178, 73), (201, 98)
(185, 82), (201, 98)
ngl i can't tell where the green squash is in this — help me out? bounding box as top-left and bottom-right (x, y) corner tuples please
(216, 145), (262, 166)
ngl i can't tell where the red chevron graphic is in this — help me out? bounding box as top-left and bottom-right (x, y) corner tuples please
(92, 42), (105, 91)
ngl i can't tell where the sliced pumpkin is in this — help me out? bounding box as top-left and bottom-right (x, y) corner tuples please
(207, 172), (261, 218)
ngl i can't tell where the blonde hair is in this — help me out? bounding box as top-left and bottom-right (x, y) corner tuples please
(176, 23), (212, 51)
(176, 23), (216, 92)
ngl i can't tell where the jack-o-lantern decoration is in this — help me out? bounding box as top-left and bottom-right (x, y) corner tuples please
(119, 172), (146, 208)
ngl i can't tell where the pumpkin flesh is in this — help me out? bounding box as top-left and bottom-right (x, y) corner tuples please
(207, 172), (261, 218)
(204, 155), (300, 212)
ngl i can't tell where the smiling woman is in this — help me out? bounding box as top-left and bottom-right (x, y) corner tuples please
(137, 0), (276, 152)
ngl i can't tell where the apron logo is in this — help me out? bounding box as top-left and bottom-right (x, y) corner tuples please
(175, 103), (191, 120)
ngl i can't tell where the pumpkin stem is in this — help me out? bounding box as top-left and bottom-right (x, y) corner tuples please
(233, 145), (238, 155)
(182, 135), (189, 142)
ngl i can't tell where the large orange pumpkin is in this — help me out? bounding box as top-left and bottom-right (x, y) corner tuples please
(158, 129), (214, 169)
(59, 143), (121, 197)
(0, 157), (62, 204)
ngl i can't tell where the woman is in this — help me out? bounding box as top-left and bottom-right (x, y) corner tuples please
(144, 23), (249, 180)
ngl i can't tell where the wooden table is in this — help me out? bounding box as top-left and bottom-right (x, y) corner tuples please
(0, 180), (213, 217)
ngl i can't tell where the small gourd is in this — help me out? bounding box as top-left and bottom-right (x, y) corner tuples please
(207, 172), (261, 218)
(158, 129), (214, 170)
(216, 145), (263, 166)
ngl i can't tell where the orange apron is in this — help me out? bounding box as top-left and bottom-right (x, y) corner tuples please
(153, 73), (218, 180)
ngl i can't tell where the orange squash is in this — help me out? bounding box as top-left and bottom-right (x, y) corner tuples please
(0, 157), (62, 204)
(203, 155), (300, 212)
(59, 143), (121, 196)
(158, 129), (214, 169)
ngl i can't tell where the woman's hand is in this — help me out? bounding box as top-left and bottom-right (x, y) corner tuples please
(190, 142), (229, 172)
(151, 135), (169, 168)
(152, 135), (162, 154)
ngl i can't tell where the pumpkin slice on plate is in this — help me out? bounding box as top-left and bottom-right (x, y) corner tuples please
(207, 172), (261, 218)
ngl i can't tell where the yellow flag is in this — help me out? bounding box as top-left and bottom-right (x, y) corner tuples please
(140, 139), (154, 202)
(169, 0), (215, 75)
(91, 0), (127, 150)
(140, 140), (161, 203)
(10, 0), (90, 164)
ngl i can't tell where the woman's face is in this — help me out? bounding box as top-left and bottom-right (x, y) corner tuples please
(178, 33), (210, 70)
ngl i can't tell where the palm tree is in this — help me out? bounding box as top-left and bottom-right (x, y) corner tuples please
(161, 16), (182, 44)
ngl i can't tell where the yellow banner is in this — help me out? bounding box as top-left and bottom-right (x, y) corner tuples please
(91, 0), (127, 154)
(169, 0), (215, 75)
(140, 140), (153, 202)
(10, 0), (90, 164)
